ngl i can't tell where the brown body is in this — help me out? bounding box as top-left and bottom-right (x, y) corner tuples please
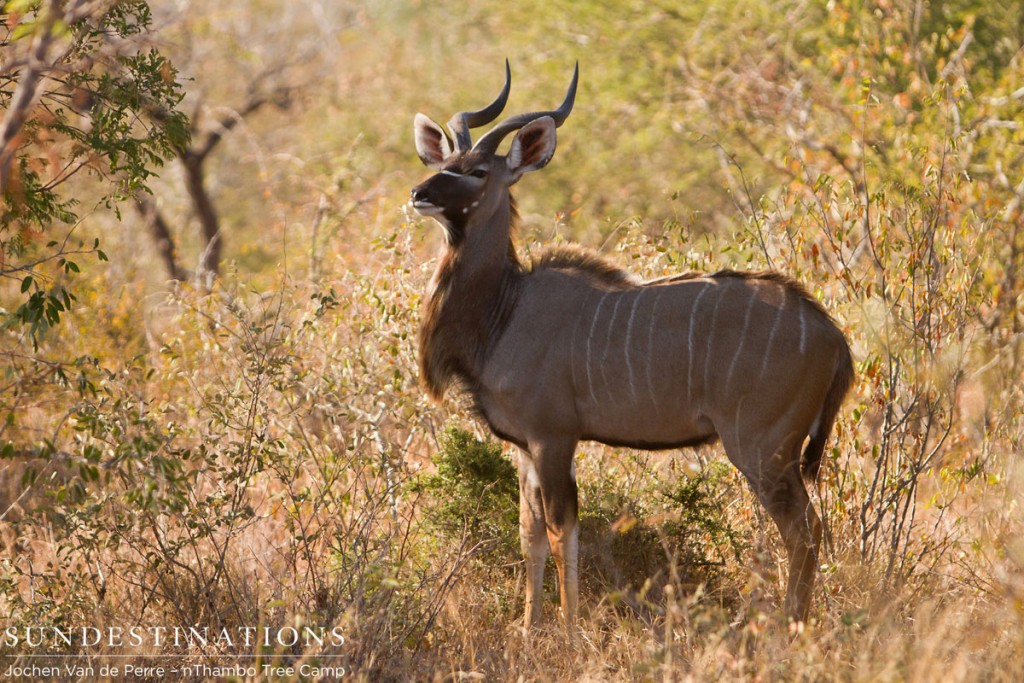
(411, 63), (853, 626)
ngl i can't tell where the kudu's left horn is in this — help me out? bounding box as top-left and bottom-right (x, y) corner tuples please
(446, 59), (512, 153)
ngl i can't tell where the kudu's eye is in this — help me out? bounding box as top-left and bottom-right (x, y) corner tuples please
(469, 168), (488, 179)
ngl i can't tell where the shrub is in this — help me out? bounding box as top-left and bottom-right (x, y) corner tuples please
(413, 427), (521, 570)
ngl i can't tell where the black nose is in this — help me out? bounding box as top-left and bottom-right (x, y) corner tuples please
(411, 186), (437, 206)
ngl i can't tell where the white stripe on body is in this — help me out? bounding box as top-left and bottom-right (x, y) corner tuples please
(570, 299), (587, 397)
(798, 300), (807, 354)
(600, 293), (625, 400)
(687, 283), (712, 407)
(585, 292), (610, 407)
(759, 286), (786, 382)
(623, 290), (643, 404)
(644, 288), (665, 413)
(726, 295), (758, 388)
(702, 287), (724, 406)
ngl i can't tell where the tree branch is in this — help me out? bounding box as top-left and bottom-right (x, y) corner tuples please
(134, 193), (187, 282)
(0, 0), (107, 193)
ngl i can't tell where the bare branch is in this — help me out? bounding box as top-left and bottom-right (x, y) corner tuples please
(140, 63), (301, 285)
(134, 194), (188, 282)
(0, 0), (63, 193)
(0, 1), (118, 191)
(191, 67), (299, 162)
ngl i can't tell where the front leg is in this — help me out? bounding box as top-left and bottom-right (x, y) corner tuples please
(532, 437), (580, 627)
(518, 450), (548, 628)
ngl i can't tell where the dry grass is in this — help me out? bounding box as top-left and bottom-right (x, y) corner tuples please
(2, 218), (1023, 681)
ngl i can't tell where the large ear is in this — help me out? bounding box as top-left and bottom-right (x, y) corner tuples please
(506, 116), (557, 182)
(414, 113), (454, 168)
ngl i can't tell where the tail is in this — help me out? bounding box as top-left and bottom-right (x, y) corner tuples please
(801, 341), (855, 482)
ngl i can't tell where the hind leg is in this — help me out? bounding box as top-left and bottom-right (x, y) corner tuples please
(726, 434), (822, 622)
(759, 441), (822, 621)
(763, 460), (821, 620)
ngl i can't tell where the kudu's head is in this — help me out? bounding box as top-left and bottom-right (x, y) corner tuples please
(410, 61), (578, 245)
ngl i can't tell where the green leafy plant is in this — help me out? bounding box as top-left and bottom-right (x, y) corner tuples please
(413, 427), (521, 568)
(1, 0), (189, 346)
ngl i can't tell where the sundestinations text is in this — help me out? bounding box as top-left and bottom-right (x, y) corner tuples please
(2, 625), (345, 649)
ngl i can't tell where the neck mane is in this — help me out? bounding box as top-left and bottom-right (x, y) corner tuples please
(418, 195), (523, 401)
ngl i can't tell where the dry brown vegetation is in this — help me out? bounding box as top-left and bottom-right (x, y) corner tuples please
(2, 1), (1024, 681)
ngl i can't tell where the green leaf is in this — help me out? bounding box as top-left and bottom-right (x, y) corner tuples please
(6, 0), (42, 14)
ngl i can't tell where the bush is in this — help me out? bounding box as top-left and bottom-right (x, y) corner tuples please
(416, 428), (750, 621)
(413, 427), (521, 570)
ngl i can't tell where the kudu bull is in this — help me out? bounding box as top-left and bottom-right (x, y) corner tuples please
(409, 62), (854, 627)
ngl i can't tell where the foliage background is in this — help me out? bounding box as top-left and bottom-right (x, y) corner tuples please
(2, 0), (1023, 680)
